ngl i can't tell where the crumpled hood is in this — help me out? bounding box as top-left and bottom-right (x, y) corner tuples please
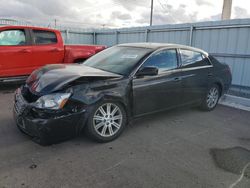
(26, 64), (121, 95)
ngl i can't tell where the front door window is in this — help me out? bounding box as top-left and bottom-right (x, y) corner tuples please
(0, 30), (26, 46)
(142, 49), (178, 73)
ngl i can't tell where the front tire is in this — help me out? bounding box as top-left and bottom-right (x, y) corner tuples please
(200, 84), (220, 111)
(86, 101), (127, 142)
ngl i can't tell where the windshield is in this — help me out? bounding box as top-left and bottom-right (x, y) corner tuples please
(83, 46), (152, 75)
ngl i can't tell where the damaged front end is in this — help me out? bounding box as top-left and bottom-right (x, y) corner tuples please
(13, 64), (125, 145)
(13, 86), (87, 145)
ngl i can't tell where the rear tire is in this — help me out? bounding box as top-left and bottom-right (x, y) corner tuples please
(85, 101), (127, 142)
(200, 84), (220, 111)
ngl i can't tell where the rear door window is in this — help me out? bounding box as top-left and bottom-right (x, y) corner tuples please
(180, 49), (210, 67)
(33, 30), (57, 45)
(0, 29), (26, 46)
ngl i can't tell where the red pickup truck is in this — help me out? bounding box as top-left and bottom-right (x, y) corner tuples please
(0, 26), (106, 82)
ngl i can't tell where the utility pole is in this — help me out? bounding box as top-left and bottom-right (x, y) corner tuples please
(150, 0), (154, 26)
(221, 0), (232, 20)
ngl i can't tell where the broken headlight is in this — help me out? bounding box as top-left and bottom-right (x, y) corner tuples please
(33, 93), (71, 110)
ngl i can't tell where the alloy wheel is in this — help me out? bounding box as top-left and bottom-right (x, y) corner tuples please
(206, 87), (219, 109)
(93, 103), (123, 137)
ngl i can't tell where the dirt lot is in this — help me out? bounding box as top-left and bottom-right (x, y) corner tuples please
(1, 85), (250, 188)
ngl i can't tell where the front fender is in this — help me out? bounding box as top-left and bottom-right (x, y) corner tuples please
(71, 79), (132, 132)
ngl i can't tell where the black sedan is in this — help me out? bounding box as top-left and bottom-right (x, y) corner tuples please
(13, 43), (232, 144)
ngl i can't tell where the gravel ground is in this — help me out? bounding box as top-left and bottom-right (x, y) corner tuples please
(0, 85), (250, 188)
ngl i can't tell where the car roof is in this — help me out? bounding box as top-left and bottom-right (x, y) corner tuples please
(117, 43), (208, 56)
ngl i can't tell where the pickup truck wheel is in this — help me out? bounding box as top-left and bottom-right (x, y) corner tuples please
(86, 101), (127, 142)
(200, 84), (220, 111)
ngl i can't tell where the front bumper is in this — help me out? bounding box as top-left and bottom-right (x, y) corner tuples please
(13, 88), (86, 145)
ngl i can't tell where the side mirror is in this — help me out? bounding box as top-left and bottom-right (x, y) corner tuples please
(136, 66), (158, 77)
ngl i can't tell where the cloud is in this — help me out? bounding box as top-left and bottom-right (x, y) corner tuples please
(0, 0), (44, 20)
(200, 13), (221, 22)
(234, 6), (250, 18)
(137, 4), (198, 25)
(18, 0), (73, 17)
(111, 11), (132, 20)
(111, 0), (148, 11)
(0, 0), (109, 27)
(0, 0), (79, 23)
(194, 0), (212, 6)
(0, 0), (249, 28)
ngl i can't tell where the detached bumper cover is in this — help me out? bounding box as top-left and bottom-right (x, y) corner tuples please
(13, 89), (86, 144)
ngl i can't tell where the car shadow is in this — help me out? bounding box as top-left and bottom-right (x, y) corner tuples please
(130, 106), (198, 127)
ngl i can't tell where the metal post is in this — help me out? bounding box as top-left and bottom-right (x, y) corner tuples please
(115, 31), (119, 44)
(93, 32), (96, 45)
(189, 25), (194, 46)
(222, 0), (232, 20)
(150, 0), (154, 26)
(145, 29), (148, 42)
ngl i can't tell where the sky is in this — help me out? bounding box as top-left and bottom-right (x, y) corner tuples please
(0, 0), (250, 28)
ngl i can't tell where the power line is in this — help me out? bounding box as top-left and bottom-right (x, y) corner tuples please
(157, 0), (170, 12)
(156, 0), (176, 22)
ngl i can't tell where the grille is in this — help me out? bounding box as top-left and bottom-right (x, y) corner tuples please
(14, 92), (26, 115)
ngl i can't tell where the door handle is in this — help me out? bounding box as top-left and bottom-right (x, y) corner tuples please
(174, 77), (181, 82)
(19, 49), (31, 53)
